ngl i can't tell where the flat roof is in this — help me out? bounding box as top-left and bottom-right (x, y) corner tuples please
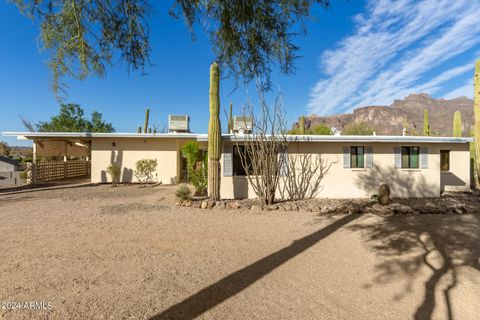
(1, 131), (473, 144)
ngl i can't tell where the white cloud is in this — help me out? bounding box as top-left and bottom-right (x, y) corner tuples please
(443, 79), (474, 99)
(308, 0), (480, 115)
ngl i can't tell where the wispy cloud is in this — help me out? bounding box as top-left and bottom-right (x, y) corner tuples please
(308, 0), (480, 115)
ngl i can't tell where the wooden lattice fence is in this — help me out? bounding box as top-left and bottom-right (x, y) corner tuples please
(30, 160), (90, 183)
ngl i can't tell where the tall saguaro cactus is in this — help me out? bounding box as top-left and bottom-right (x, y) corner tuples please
(453, 111), (462, 137)
(228, 102), (233, 133)
(423, 109), (430, 136)
(474, 60), (480, 186)
(299, 116), (305, 134)
(208, 62), (221, 200)
(143, 108), (150, 133)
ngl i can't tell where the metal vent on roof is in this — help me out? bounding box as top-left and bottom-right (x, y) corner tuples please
(233, 116), (253, 133)
(168, 115), (190, 133)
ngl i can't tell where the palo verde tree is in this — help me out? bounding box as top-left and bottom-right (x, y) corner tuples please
(12, 1), (331, 95)
(37, 103), (114, 132)
(453, 111), (462, 137)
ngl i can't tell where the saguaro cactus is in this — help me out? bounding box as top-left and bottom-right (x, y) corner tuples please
(299, 116), (305, 134)
(137, 126), (142, 134)
(143, 108), (150, 133)
(453, 111), (462, 137)
(474, 60), (480, 186)
(228, 102), (233, 133)
(423, 109), (430, 136)
(208, 62), (221, 200)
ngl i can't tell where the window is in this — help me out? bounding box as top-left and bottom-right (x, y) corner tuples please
(232, 146), (252, 176)
(440, 150), (450, 171)
(401, 146), (419, 168)
(350, 146), (365, 168)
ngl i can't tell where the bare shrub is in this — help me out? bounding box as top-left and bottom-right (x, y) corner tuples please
(233, 91), (288, 205)
(279, 153), (332, 200)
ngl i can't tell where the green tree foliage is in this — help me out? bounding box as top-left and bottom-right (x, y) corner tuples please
(342, 122), (375, 136)
(12, 0), (330, 93)
(37, 104), (114, 132)
(453, 111), (462, 137)
(0, 141), (11, 156)
(289, 123), (332, 135)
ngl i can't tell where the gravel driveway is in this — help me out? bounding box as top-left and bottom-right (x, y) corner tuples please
(0, 185), (479, 319)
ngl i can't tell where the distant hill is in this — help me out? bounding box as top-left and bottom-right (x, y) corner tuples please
(297, 94), (474, 136)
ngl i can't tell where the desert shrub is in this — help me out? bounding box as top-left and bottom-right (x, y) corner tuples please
(181, 142), (208, 195)
(309, 124), (333, 135)
(175, 184), (192, 201)
(134, 159), (158, 187)
(106, 164), (121, 186)
(342, 122), (375, 135)
(19, 171), (27, 181)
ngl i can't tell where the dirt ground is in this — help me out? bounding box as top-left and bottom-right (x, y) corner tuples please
(0, 185), (479, 320)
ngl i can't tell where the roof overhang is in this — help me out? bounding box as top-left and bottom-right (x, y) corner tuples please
(2, 132), (473, 144)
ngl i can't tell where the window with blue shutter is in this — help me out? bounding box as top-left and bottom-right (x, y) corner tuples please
(223, 147), (233, 176)
(420, 147), (428, 169)
(365, 146), (373, 168)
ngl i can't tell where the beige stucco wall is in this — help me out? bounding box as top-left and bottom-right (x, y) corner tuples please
(91, 138), (196, 184)
(220, 141), (471, 199)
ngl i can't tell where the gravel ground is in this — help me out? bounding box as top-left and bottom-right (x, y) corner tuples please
(0, 185), (479, 320)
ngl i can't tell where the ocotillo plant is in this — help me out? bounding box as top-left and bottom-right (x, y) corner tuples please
(299, 116), (305, 134)
(453, 111), (462, 137)
(143, 108), (150, 133)
(423, 109), (430, 136)
(228, 102), (233, 133)
(208, 62), (221, 200)
(474, 60), (480, 186)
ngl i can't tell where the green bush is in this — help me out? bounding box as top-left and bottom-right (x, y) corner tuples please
(134, 159), (158, 187)
(181, 142), (208, 195)
(106, 164), (121, 186)
(289, 123), (332, 135)
(175, 184), (192, 201)
(19, 171), (27, 181)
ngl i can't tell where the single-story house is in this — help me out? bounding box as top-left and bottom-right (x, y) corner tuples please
(2, 132), (473, 198)
(0, 156), (19, 172)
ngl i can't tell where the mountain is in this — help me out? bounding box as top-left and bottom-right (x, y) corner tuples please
(298, 94), (474, 136)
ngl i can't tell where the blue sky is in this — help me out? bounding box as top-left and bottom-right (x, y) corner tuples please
(1, 0), (479, 146)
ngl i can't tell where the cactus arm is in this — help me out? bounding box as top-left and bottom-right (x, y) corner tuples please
(228, 102), (233, 133)
(143, 108), (150, 133)
(453, 111), (462, 137)
(423, 109), (430, 136)
(299, 116), (305, 135)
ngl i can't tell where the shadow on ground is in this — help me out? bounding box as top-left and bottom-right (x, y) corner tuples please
(148, 214), (359, 320)
(349, 214), (480, 320)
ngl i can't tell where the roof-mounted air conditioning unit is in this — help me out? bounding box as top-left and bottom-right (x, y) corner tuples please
(168, 115), (190, 133)
(233, 116), (253, 134)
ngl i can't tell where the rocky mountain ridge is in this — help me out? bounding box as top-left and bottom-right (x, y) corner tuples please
(299, 94), (474, 136)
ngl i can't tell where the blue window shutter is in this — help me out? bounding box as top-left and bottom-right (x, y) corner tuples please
(420, 147), (428, 169)
(365, 146), (373, 168)
(343, 146), (351, 168)
(278, 149), (289, 176)
(223, 148), (233, 176)
(394, 147), (401, 168)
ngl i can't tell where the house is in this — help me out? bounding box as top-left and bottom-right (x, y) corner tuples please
(1, 131), (473, 198)
(0, 156), (22, 187)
